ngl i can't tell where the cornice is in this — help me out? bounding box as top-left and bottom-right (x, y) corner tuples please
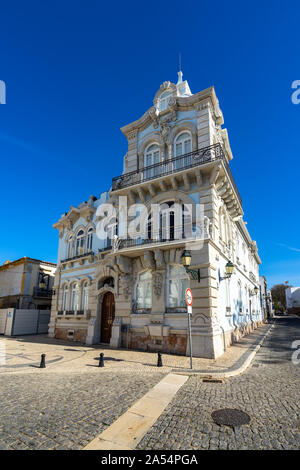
(53, 204), (96, 233)
(120, 86), (224, 137)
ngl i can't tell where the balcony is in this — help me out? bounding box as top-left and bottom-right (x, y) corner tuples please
(33, 288), (53, 298)
(117, 224), (209, 252)
(60, 251), (94, 268)
(111, 143), (242, 207)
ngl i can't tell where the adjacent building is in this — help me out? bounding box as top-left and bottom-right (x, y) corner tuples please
(49, 73), (263, 358)
(0, 257), (56, 310)
(259, 275), (274, 319)
(286, 287), (300, 315)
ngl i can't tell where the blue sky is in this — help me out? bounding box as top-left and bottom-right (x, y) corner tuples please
(0, 0), (299, 288)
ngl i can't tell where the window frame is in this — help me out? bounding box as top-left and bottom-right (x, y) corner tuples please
(75, 229), (85, 255)
(166, 264), (189, 308)
(62, 285), (68, 311)
(157, 91), (172, 112)
(70, 283), (79, 311)
(144, 143), (161, 180)
(135, 271), (152, 310)
(86, 227), (94, 252)
(81, 282), (89, 311)
(173, 131), (192, 170)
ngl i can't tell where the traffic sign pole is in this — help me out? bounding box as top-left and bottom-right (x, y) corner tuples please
(187, 305), (193, 369)
(185, 289), (193, 369)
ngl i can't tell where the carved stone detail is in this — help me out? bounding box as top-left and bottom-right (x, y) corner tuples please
(153, 272), (163, 298)
(120, 273), (133, 300)
(154, 250), (165, 269)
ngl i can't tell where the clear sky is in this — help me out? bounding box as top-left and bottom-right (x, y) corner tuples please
(0, 0), (299, 288)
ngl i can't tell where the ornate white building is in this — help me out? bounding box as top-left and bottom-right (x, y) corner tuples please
(49, 72), (263, 358)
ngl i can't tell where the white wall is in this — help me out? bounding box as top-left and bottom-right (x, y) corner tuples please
(286, 287), (300, 308)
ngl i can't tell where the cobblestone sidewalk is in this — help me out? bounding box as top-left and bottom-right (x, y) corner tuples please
(0, 371), (165, 450)
(137, 317), (300, 450)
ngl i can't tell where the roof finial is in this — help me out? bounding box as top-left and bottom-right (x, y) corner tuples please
(177, 52), (183, 84)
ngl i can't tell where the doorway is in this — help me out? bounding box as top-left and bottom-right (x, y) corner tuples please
(100, 292), (115, 343)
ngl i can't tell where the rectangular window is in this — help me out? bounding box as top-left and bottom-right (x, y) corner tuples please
(168, 265), (189, 307)
(136, 271), (152, 309)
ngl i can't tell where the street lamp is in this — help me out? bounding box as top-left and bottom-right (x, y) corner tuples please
(219, 261), (235, 281)
(181, 250), (200, 282)
(250, 286), (259, 296)
(39, 273), (48, 290)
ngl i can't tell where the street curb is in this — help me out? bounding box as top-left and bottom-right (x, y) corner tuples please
(173, 322), (275, 379)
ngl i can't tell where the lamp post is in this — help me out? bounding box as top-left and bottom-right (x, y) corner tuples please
(181, 250), (200, 282)
(219, 261), (235, 281)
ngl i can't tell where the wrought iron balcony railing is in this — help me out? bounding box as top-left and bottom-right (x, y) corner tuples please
(61, 251), (94, 264)
(117, 224), (209, 250)
(33, 288), (54, 298)
(112, 143), (242, 207)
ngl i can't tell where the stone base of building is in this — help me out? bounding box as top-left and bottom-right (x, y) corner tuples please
(224, 320), (263, 349)
(55, 327), (87, 343)
(49, 319), (264, 359)
(124, 331), (187, 356)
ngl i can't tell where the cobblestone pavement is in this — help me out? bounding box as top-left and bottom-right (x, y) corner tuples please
(137, 316), (300, 450)
(0, 371), (165, 450)
(0, 323), (270, 375)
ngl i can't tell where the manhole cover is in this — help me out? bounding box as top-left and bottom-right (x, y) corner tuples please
(211, 409), (250, 427)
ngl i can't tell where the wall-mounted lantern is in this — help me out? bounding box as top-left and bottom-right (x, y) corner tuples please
(219, 261), (235, 281)
(250, 286), (259, 296)
(181, 250), (200, 282)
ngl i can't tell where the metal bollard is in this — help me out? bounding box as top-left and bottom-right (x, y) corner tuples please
(99, 353), (104, 367)
(40, 354), (46, 368)
(157, 352), (162, 367)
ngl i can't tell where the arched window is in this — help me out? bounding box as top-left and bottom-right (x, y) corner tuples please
(157, 91), (172, 112)
(174, 132), (192, 169)
(75, 230), (85, 255)
(136, 271), (152, 309)
(144, 143), (160, 179)
(67, 235), (73, 258)
(167, 265), (189, 308)
(62, 285), (68, 311)
(86, 228), (94, 251)
(70, 283), (79, 311)
(81, 282), (89, 311)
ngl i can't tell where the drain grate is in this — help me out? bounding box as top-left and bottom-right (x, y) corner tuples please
(212, 408), (250, 427)
(202, 378), (224, 383)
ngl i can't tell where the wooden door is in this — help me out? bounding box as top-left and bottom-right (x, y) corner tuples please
(101, 292), (115, 343)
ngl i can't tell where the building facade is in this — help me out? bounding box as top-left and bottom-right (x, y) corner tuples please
(286, 287), (300, 315)
(0, 257), (56, 310)
(49, 73), (263, 358)
(259, 275), (274, 319)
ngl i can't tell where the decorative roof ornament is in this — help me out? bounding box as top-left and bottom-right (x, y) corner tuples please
(177, 70), (183, 85)
(177, 52), (183, 84)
